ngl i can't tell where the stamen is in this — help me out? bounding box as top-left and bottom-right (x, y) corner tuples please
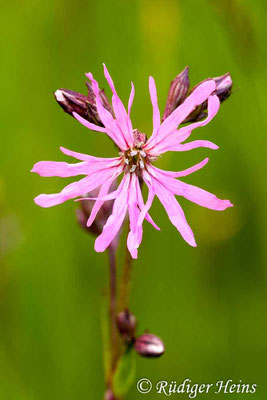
(129, 165), (137, 172)
(149, 156), (158, 162)
(122, 145), (149, 172)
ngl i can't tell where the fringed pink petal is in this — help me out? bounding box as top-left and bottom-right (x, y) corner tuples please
(137, 182), (155, 228)
(128, 82), (135, 116)
(86, 71), (128, 150)
(94, 174), (130, 252)
(145, 80), (216, 151)
(159, 139), (219, 154)
(86, 181), (113, 227)
(148, 177), (197, 247)
(32, 157), (122, 178)
(149, 76), (161, 136)
(34, 166), (122, 208)
(176, 95), (220, 141)
(127, 174), (142, 259)
(59, 146), (122, 164)
(31, 161), (88, 177)
(73, 112), (107, 133)
(34, 176), (95, 208)
(159, 80), (215, 138)
(146, 158), (209, 178)
(152, 95), (220, 154)
(76, 172), (125, 203)
(150, 167), (233, 211)
(136, 178), (160, 230)
(173, 140), (218, 152)
(60, 146), (97, 161)
(103, 64), (134, 147)
(169, 180), (233, 211)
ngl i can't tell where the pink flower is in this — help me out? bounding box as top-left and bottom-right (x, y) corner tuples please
(32, 65), (233, 258)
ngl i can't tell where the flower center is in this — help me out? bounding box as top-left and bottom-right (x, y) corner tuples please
(122, 147), (147, 173)
(119, 129), (158, 173)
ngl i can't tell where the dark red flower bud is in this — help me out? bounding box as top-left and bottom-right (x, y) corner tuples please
(134, 333), (165, 358)
(183, 72), (233, 123)
(54, 83), (113, 126)
(104, 388), (116, 400)
(162, 66), (190, 121)
(213, 72), (233, 102)
(116, 309), (137, 343)
(163, 67), (233, 124)
(54, 89), (90, 119)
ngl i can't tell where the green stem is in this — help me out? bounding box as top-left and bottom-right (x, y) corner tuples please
(106, 232), (133, 399)
(108, 246), (118, 371)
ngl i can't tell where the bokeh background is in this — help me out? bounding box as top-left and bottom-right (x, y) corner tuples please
(1, 0), (267, 398)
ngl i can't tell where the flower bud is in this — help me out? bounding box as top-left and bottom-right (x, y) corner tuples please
(54, 89), (87, 117)
(162, 67), (233, 124)
(104, 389), (116, 400)
(182, 73), (232, 123)
(116, 309), (137, 342)
(213, 72), (233, 102)
(162, 66), (190, 121)
(134, 333), (165, 358)
(54, 83), (113, 126)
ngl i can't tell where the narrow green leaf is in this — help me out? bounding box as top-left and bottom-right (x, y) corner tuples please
(113, 345), (136, 397)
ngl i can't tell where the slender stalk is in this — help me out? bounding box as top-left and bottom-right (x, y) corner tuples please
(106, 246), (121, 400)
(108, 246), (118, 370)
(106, 233), (133, 399)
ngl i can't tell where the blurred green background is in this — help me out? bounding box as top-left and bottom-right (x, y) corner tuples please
(1, 0), (267, 398)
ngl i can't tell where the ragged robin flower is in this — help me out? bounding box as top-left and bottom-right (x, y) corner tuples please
(32, 64), (233, 258)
